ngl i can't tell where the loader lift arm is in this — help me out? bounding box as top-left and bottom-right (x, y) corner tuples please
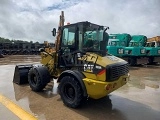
(53, 11), (65, 52)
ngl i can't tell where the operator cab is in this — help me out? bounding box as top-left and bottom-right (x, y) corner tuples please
(60, 22), (108, 55)
(56, 21), (109, 67)
(108, 39), (119, 46)
(129, 41), (142, 47)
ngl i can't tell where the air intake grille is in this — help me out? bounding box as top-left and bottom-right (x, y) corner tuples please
(106, 62), (129, 82)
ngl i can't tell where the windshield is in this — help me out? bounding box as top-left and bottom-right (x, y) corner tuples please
(108, 39), (119, 46)
(120, 41), (126, 46)
(129, 42), (139, 47)
(108, 38), (126, 47)
(157, 42), (160, 47)
(138, 42), (143, 46)
(82, 24), (107, 52)
(110, 41), (119, 46)
(61, 22), (108, 57)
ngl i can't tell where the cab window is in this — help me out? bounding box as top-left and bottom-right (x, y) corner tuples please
(62, 27), (75, 46)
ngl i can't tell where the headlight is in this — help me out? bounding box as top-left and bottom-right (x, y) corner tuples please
(118, 49), (124, 54)
(141, 49), (145, 54)
(158, 50), (160, 54)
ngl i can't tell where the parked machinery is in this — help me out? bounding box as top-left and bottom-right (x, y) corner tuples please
(0, 50), (4, 58)
(107, 34), (147, 66)
(107, 33), (131, 58)
(0, 41), (55, 55)
(13, 11), (130, 108)
(127, 35), (160, 64)
(107, 34), (160, 65)
(146, 36), (160, 63)
(126, 35), (147, 65)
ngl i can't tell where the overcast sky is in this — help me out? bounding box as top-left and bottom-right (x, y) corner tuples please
(0, 0), (160, 43)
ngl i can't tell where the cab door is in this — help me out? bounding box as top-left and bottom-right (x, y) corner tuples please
(58, 26), (77, 67)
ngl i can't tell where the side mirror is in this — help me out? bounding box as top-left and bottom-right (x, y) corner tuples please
(52, 28), (56, 37)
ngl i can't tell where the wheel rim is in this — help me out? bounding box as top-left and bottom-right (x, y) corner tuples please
(64, 83), (75, 101)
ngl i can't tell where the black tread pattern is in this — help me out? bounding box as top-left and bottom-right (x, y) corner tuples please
(128, 57), (137, 66)
(58, 76), (84, 108)
(28, 67), (49, 92)
(148, 57), (154, 64)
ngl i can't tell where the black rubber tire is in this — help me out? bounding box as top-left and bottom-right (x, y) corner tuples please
(148, 57), (154, 64)
(128, 57), (137, 66)
(28, 67), (50, 92)
(58, 76), (84, 108)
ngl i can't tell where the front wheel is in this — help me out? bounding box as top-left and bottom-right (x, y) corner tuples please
(58, 76), (84, 108)
(28, 66), (51, 92)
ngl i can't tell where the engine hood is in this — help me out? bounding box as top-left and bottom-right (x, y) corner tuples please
(85, 52), (127, 67)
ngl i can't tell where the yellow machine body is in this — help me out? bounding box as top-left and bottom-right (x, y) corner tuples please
(13, 11), (130, 108)
(40, 51), (130, 99)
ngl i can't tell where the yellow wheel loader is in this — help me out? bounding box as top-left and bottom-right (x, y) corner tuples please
(13, 11), (130, 108)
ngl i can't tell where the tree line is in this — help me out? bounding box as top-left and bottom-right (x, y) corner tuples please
(0, 37), (39, 44)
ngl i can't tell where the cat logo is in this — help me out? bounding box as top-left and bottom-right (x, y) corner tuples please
(84, 64), (94, 72)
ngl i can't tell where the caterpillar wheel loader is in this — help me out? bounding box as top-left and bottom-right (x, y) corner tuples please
(13, 11), (130, 108)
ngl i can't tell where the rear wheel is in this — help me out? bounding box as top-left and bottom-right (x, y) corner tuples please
(128, 57), (137, 66)
(148, 57), (154, 64)
(28, 66), (50, 92)
(58, 76), (84, 108)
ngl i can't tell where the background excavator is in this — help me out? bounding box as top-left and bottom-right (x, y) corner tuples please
(13, 11), (130, 108)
